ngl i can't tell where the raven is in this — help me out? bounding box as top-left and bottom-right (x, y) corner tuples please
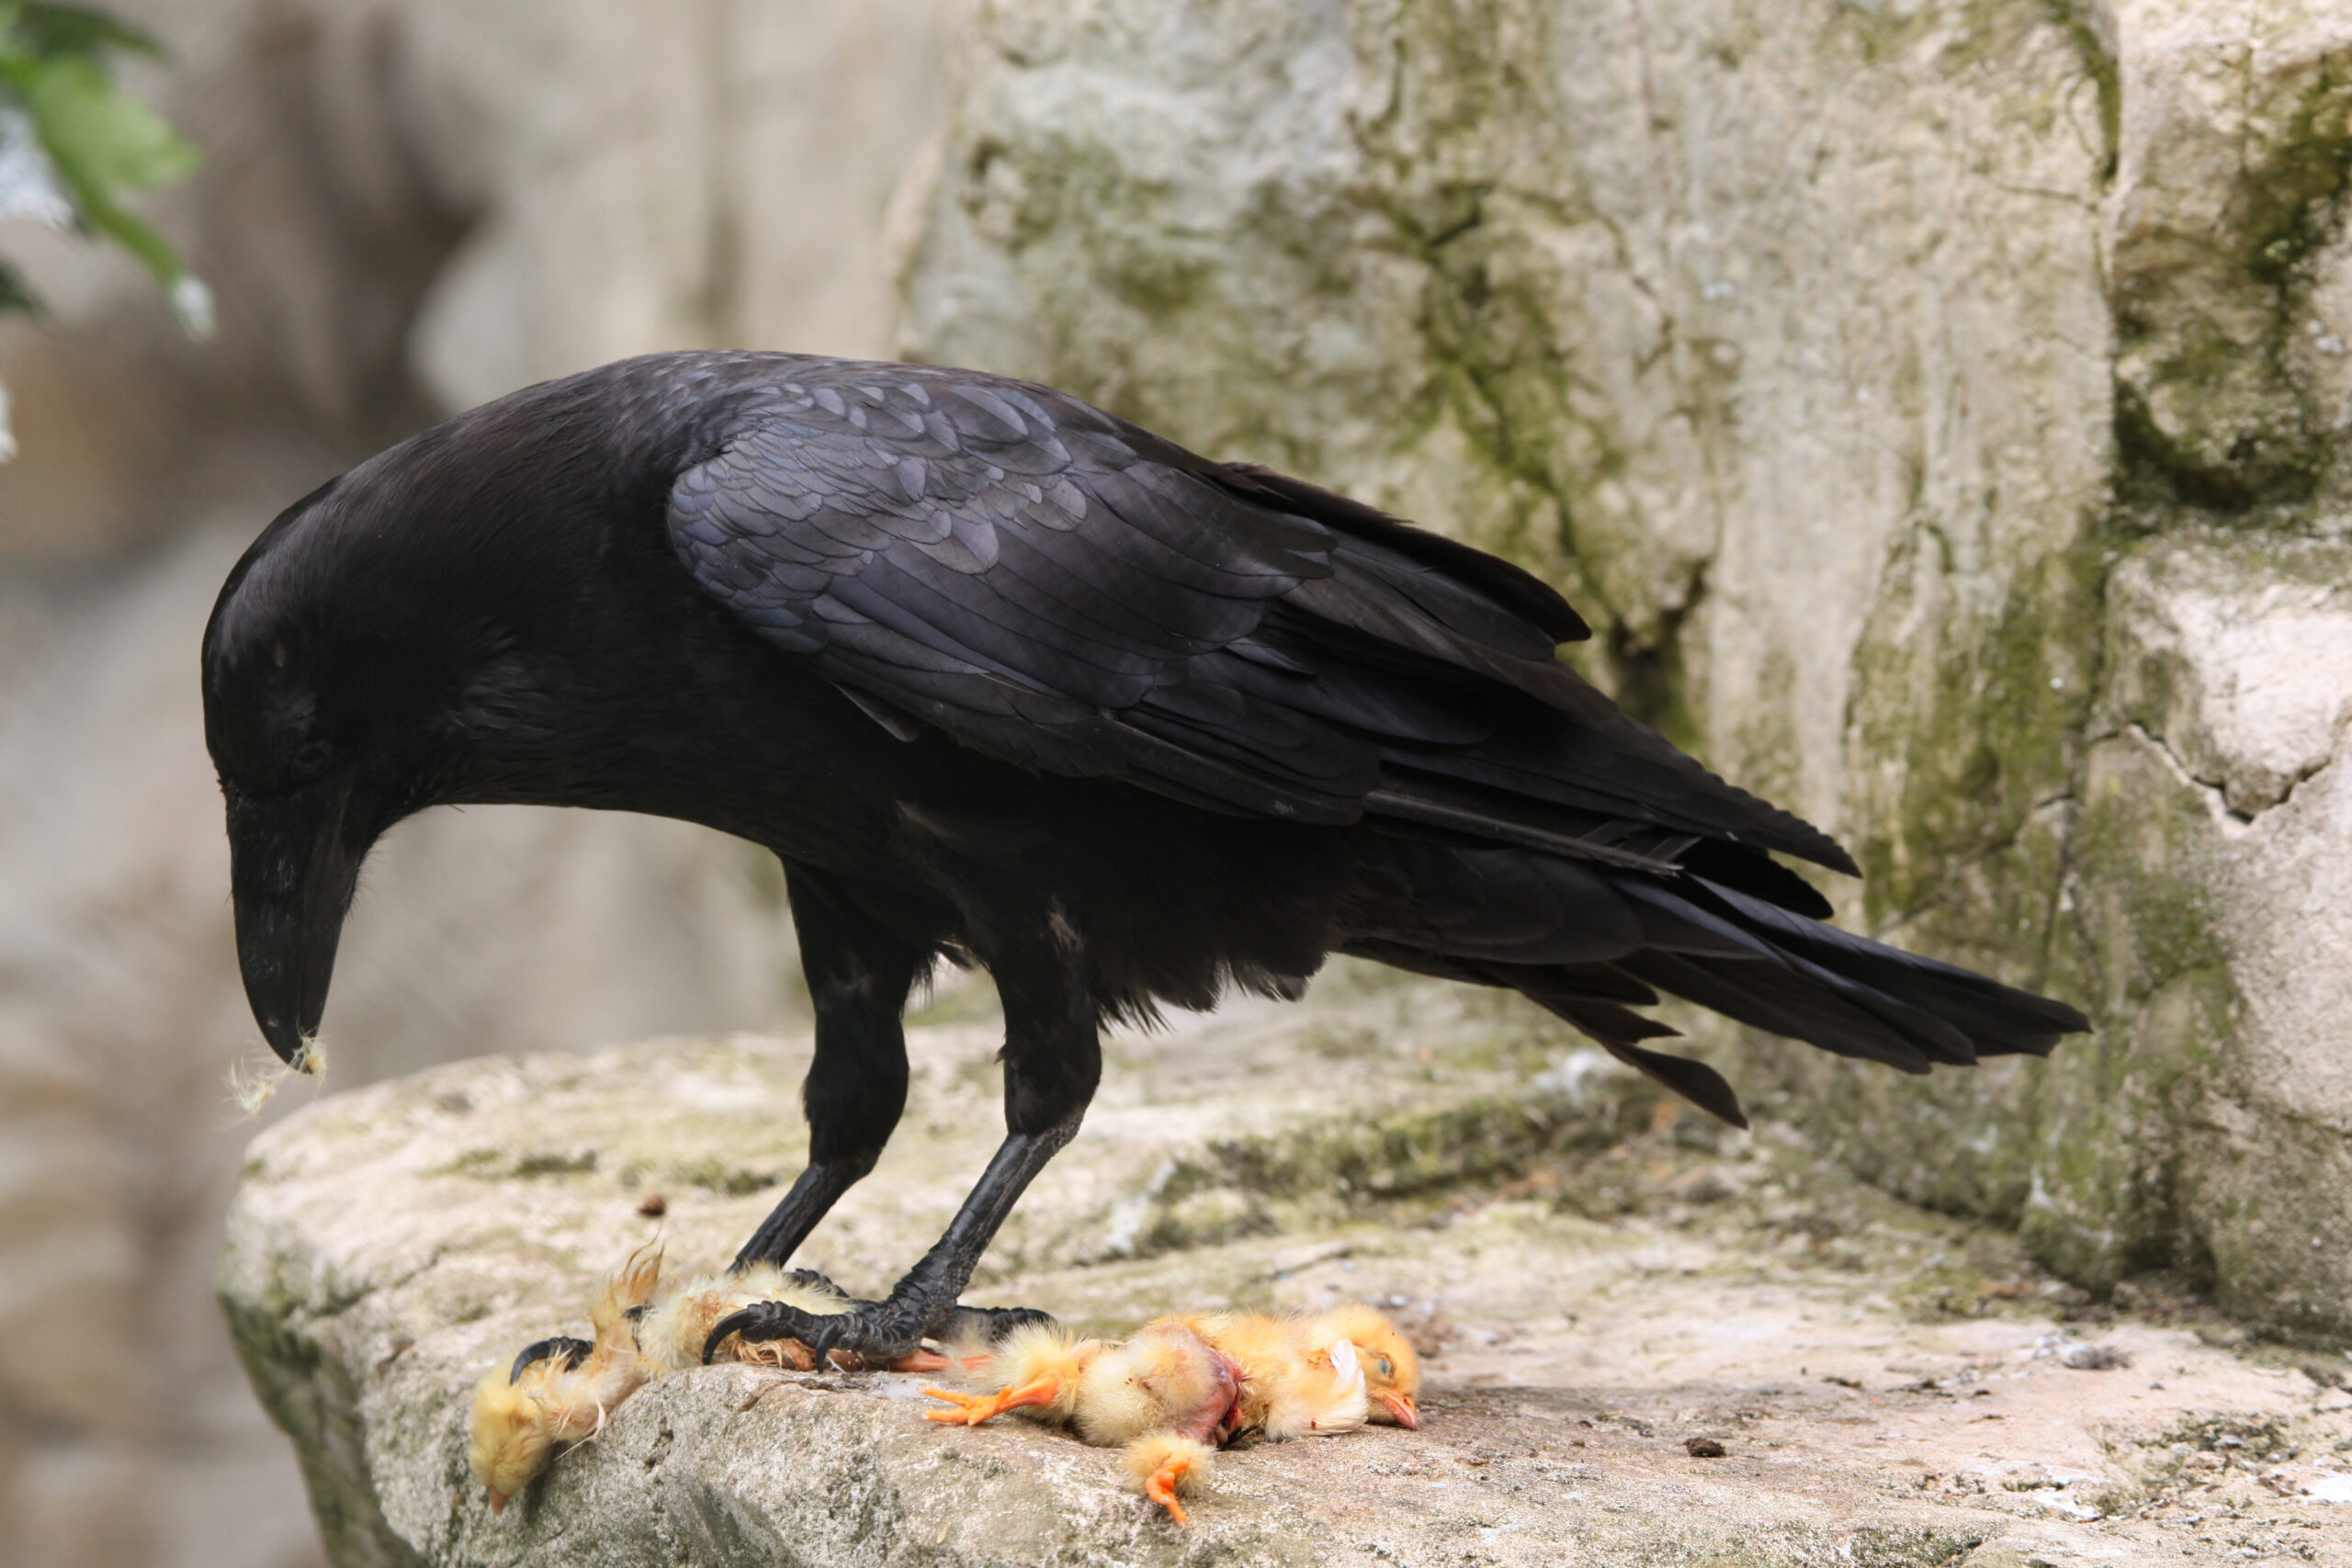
(202, 351), (2086, 1364)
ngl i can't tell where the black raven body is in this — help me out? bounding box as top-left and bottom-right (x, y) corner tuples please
(203, 352), (2086, 1361)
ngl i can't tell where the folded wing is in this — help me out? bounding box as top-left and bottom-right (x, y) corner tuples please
(666, 359), (1849, 883)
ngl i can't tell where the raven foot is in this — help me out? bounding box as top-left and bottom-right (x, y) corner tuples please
(770, 1265), (852, 1297)
(704, 1294), (1056, 1370)
(508, 1335), (593, 1382)
(705, 1295), (925, 1367)
(937, 1303), (1057, 1346)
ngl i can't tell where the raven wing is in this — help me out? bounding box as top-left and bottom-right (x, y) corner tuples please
(665, 359), (1851, 876)
(667, 363), (1361, 820)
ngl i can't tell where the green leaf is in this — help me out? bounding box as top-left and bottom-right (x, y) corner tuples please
(13, 55), (198, 192)
(3, 51), (200, 299)
(0, 8), (205, 344)
(6, 4), (166, 62)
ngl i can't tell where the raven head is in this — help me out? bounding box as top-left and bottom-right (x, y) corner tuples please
(200, 472), (494, 1066)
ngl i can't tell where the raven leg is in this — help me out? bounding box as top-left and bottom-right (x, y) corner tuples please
(730, 863), (928, 1270)
(706, 908), (1098, 1364)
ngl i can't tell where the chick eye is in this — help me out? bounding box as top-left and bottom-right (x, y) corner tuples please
(1374, 1357), (1392, 1377)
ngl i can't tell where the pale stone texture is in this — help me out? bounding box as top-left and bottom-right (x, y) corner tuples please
(899, 0), (2352, 1337)
(220, 998), (2352, 1568)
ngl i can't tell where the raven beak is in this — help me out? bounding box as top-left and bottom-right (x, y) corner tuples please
(226, 776), (362, 1067)
(1376, 1391), (1419, 1429)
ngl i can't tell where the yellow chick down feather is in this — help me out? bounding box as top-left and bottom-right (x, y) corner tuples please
(468, 1247), (662, 1512)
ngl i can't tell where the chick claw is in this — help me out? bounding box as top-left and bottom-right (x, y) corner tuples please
(1144, 1454), (1195, 1526)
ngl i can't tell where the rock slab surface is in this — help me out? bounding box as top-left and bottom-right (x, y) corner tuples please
(222, 989), (2352, 1567)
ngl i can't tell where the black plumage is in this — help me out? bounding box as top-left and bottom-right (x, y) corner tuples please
(202, 351), (2087, 1360)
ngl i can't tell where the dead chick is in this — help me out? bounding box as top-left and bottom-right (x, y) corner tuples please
(921, 1318), (1099, 1426)
(1156, 1310), (1365, 1442)
(469, 1247), (661, 1513)
(925, 1319), (1238, 1523)
(1306, 1303), (1421, 1429)
(473, 1258), (953, 1516)
(1154, 1303), (1418, 1442)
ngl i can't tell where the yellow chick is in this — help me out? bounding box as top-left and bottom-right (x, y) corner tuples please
(1307, 1303), (1421, 1428)
(926, 1320), (1239, 1523)
(1076, 1323), (1238, 1525)
(1151, 1311), (1358, 1442)
(1070, 1322), (1239, 1450)
(468, 1247), (662, 1513)
(473, 1256), (964, 1517)
(922, 1319), (1102, 1426)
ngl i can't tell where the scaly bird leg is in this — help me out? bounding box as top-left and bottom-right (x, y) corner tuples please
(729, 1162), (875, 1272)
(707, 909), (1098, 1366)
(921, 1373), (1063, 1426)
(706, 1113), (1083, 1362)
(731, 863), (925, 1271)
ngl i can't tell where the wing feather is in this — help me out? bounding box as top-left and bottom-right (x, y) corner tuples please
(663, 355), (1857, 885)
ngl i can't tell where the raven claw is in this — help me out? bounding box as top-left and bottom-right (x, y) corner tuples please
(703, 1298), (926, 1367)
(509, 1335), (594, 1382)
(941, 1303), (1057, 1344)
(779, 1266), (849, 1297)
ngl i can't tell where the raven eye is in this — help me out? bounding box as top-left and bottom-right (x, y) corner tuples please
(289, 740), (332, 780)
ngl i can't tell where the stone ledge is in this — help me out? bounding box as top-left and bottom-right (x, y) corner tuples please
(220, 988), (2352, 1566)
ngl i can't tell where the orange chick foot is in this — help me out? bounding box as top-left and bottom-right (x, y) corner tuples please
(888, 1348), (951, 1373)
(1144, 1456), (1194, 1525)
(1123, 1433), (1212, 1524)
(922, 1375), (1060, 1426)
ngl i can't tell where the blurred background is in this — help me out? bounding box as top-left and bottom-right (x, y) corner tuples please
(0, 4), (953, 1562)
(5, 2), (2351, 1564)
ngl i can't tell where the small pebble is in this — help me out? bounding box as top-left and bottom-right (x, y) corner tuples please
(637, 1193), (668, 1218)
(1685, 1438), (1727, 1458)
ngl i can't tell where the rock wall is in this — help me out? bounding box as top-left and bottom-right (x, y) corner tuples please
(899, 0), (2352, 1338)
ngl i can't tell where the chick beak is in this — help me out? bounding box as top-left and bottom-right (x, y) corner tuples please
(486, 1488), (509, 1516)
(1377, 1391), (1419, 1429)
(225, 775), (362, 1067)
